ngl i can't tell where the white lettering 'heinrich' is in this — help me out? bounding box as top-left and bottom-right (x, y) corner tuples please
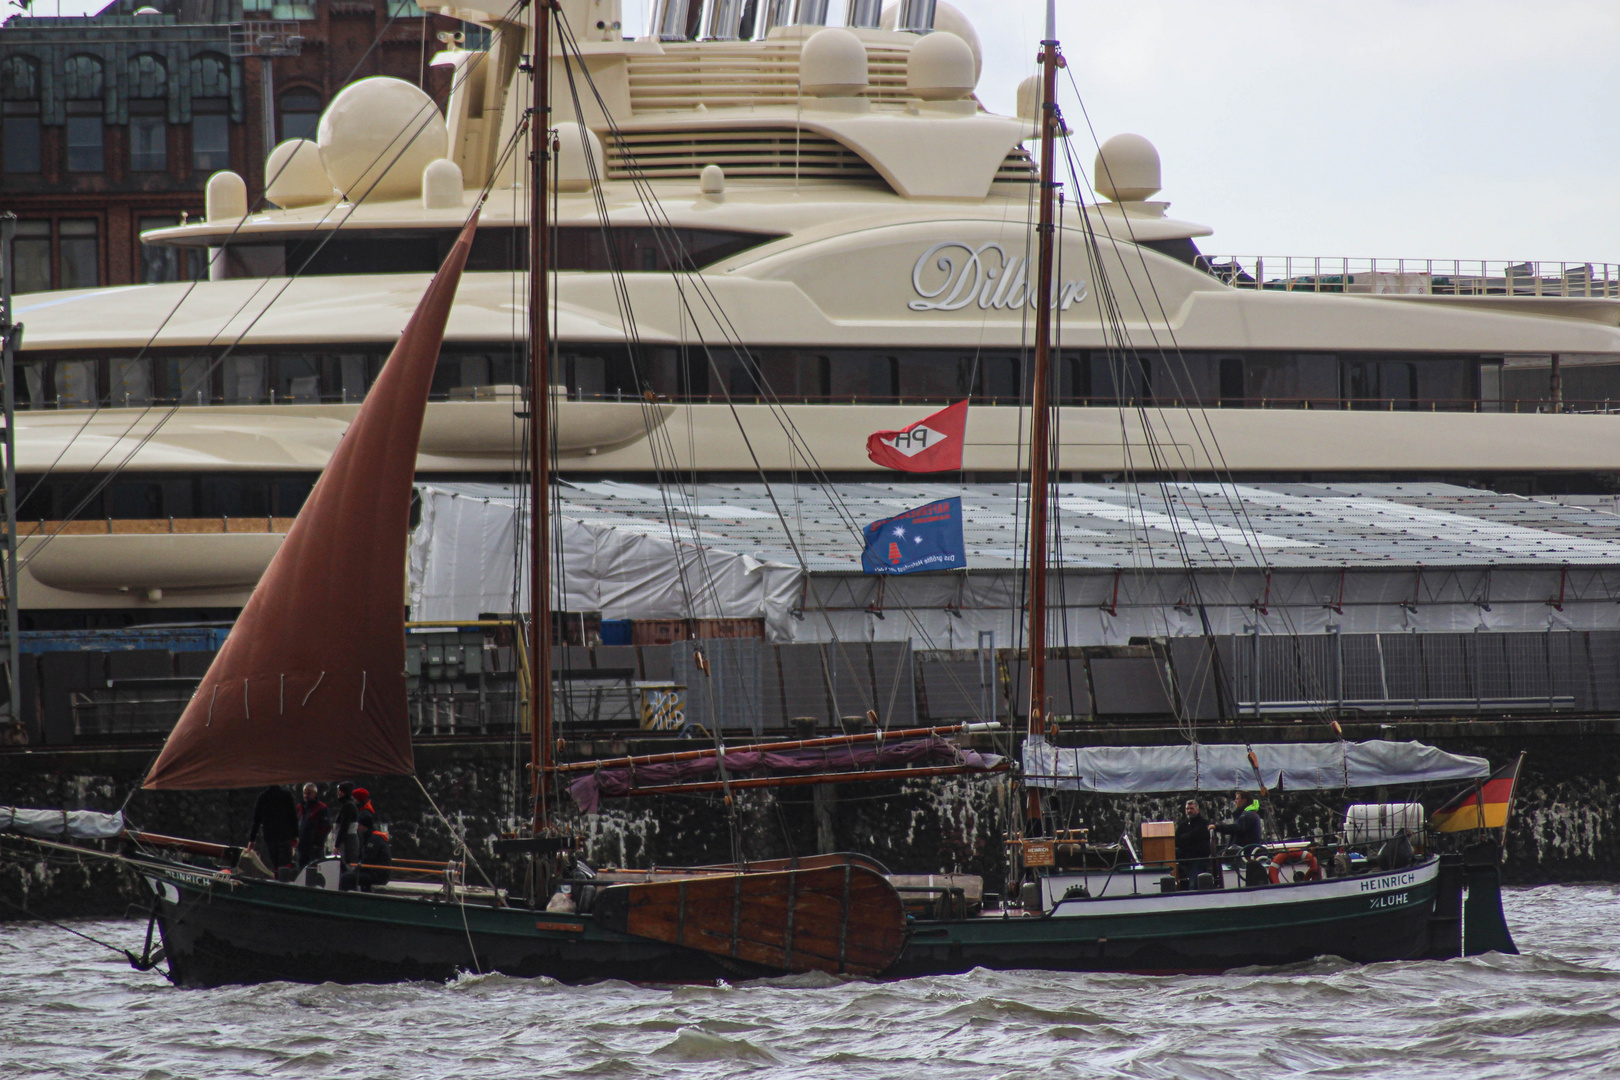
(910, 242), (1088, 313)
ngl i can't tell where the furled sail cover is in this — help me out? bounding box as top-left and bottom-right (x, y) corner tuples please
(144, 213), (480, 790)
(1, 806), (124, 840)
(1022, 738), (1490, 794)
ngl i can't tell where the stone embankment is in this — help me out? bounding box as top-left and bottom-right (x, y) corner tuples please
(1, 718), (1614, 920)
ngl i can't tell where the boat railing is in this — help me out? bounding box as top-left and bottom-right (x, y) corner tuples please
(1198, 255), (1620, 298)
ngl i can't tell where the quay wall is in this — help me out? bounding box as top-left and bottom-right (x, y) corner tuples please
(2, 718), (1617, 921)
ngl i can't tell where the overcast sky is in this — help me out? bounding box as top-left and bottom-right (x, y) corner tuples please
(31, 1), (1618, 262)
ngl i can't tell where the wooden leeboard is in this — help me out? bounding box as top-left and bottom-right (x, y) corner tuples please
(593, 865), (907, 976)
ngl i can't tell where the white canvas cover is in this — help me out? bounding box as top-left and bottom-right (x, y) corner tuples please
(0, 806), (125, 840)
(1021, 737), (1490, 793)
(408, 483), (804, 640)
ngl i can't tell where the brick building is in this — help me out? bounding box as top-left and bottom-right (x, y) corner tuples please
(0, 0), (454, 290)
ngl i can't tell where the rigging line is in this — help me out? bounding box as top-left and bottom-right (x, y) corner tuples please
(1061, 67), (1278, 571)
(17, 3), (515, 505)
(552, 16), (977, 708)
(20, 61), (518, 573)
(17, 46), (516, 572)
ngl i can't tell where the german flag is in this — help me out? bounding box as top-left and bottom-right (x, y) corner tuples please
(1430, 754), (1524, 833)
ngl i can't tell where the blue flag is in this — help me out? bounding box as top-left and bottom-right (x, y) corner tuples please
(861, 497), (966, 575)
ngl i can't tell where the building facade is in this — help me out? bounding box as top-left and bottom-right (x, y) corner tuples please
(0, 0), (453, 290)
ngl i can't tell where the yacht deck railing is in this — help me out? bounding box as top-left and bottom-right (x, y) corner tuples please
(1199, 257), (1620, 298)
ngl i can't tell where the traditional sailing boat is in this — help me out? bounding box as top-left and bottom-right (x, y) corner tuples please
(82, 0), (1521, 986)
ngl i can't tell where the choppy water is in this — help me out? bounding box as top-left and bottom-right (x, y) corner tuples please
(3, 885), (1618, 1079)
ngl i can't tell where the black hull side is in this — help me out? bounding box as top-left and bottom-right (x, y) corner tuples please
(153, 882), (771, 987)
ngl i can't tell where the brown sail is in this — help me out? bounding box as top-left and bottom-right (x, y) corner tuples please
(144, 212), (481, 790)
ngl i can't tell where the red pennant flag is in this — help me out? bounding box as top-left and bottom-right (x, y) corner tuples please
(866, 400), (968, 473)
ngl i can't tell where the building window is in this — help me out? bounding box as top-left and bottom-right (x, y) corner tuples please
(9, 220), (51, 293)
(193, 108), (229, 172)
(58, 220), (100, 290)
(138, 216), (207, 283)
(130, 115), (167, 172)
(1, 55), (42, 175)
(127, 54), (168, 172)
(66, 113), (104, 172)
(278, 89), (321, 142)
(62, 54), (105, 173)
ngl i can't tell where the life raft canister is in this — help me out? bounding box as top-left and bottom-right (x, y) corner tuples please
(1268, 848), (1321, 884)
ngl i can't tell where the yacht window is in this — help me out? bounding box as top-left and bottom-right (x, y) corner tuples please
(332, 353), (371, 403)
(275, 353), (321, 402)
(192, 226), (784, 279)
(224, 243), (286, 279)
(981, 355), (1023, 402)
(140, 216), (207, 283)
(167, 356), (211, 404)
(54, 359), (96, 407)
(107, 481), (162, 519)
(109, 357), (153, 406)
(569, 353), (606, 399)
(18, 362), (43, 409)
(224, 355), (268, 403)
(896, 352), (973, 400)
(1090, 351), (1150, 404)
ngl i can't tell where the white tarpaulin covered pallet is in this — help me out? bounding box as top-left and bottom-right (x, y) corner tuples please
(408, 483), (803, 639)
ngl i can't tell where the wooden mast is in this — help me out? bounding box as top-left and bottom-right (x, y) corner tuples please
(528, 0), (555, 834)
(1024, 0), (1061, 833)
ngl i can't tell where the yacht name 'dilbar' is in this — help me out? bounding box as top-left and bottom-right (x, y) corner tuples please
(909, 241), (1089, 312)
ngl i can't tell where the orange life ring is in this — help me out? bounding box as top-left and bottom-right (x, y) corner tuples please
(1268, 849), (1320, 884)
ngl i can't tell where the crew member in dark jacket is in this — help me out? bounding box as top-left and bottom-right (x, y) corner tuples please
(1175, 799), (1213, 889)
(1215, 793), (1265, 848)
(248, 785), (298, 871)
(340, 813), (392, 892)
(330, 782), (360, 865)
(295, 783), (331, 868)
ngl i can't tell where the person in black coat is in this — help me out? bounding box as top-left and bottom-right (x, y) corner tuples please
(1175, 799), (1213, 889)
(295, 783), (331, 868)
(1215, 793), (1265, 849)
(340, 812), (392, 892)
(248, 785), (298, 871)
(330, 782), (360, 865)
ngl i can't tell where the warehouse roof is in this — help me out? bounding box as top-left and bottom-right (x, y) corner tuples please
(447, 480), (1620, 572)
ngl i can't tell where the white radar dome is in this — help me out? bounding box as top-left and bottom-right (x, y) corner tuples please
(317, 77), (448, 203)
(800, 27), (868, 97)
(881, 1), (982, 81)
(421, 158), (464, 209)
(205, 170), (247, 221)
(264, 139), (335, 209)
(906, 30), (976, 100)
(1094, 133), (1161, 202)
(552, 122), (605, 192)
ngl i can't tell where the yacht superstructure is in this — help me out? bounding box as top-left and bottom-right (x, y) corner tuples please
(8, 0), (1620, 617)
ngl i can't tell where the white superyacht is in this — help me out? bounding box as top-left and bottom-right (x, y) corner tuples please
(7, 0), (1620, 617)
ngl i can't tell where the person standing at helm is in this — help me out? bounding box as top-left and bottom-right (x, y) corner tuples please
(295, 782), (331, 869)
(1216, 792), (1264, 848)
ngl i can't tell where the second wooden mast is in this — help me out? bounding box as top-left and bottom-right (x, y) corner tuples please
(528, 0), (556, 835)
(1024, 1), (1062, 834)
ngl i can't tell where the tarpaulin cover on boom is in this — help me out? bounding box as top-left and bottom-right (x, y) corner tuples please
(143, 213), (481, 790)
(1021, 737), (1490, 793)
